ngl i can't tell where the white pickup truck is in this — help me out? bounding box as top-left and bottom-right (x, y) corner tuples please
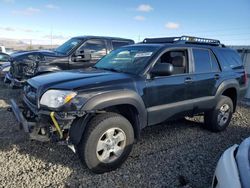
(0, 46), (14, 55)
(0, 46), (7, 53)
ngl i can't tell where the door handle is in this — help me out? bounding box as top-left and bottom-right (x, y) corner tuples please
(214, 74), (220, 80)
(185, 77), (192, 83)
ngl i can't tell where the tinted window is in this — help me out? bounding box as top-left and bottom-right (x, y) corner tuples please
(112, 41), (130, 49)
(81, 40), (107, 59)
(193, 49), (212, 73)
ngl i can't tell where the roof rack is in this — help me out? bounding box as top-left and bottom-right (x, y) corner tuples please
(143, 36), (222, 47)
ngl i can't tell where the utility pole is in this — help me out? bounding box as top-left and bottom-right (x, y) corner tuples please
(50, 26), (53, 48)
(30, 39), (32, 50)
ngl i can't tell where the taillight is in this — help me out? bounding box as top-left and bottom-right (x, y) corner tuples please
(243, 70), (248, 84)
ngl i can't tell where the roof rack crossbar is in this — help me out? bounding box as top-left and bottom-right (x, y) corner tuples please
(143, 37), (180, 44)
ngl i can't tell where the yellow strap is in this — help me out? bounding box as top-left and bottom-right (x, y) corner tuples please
(50, 112), (63, 139)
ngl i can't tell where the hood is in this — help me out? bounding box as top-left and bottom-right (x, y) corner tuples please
(11, 50), (65, 60)
(28, 68), (139, 93)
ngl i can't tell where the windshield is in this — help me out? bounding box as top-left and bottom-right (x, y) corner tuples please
(55, 38), (82, 55)
(94, 46), (159, 74)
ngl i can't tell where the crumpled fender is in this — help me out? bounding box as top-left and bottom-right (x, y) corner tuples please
(69, 89), (147, 145)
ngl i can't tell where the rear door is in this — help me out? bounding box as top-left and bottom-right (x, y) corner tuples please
(69, 39), (108, 69)
(191, 48), (221, 111)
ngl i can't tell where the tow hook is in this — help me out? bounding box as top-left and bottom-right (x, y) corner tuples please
(50, 112), (63, 139)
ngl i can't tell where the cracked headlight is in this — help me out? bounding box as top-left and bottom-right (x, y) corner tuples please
(40, 90), (77, 108)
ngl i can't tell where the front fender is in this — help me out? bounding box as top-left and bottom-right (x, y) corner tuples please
(69, 89), (147, 145)
(82, 89), (147, 129)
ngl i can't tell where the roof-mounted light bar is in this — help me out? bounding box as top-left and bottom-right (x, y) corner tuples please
(143, 36), (222, 46)
(179, 36), (221, 45)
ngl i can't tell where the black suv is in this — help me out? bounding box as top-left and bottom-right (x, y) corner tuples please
(10, 36), (248, 173)
(5, 36), (134, 87)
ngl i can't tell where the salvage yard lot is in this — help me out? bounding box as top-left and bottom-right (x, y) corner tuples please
(0, 80), (249, 188)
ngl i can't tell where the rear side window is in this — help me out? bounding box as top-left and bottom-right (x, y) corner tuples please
(193, 49), (211, 73)
(193, 49), (220, 73)
(112, 41), (131, 49)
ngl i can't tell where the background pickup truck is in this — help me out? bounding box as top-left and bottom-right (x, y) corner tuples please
(4, 36), (134, 87)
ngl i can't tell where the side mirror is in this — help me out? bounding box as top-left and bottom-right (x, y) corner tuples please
(151, 63), (173, 77)
(74, 49), (92, 62)
(0, 53), (11, 62)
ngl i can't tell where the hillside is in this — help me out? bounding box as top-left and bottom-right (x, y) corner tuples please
(0, 38), (58, 50)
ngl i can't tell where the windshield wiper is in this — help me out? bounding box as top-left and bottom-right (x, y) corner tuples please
(95, 67), (124, 73)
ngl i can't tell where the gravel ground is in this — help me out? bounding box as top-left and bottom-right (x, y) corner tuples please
(0, 80), (250, 188)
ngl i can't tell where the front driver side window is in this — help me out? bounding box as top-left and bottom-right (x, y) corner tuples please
(156, 49), (188, 75)
(79, 39), (107, 60)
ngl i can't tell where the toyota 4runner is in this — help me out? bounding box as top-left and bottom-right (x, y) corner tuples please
(10, 36), (248, 173)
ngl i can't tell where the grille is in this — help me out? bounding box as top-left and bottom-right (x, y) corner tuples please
(24, 84), (37, 106)
(11, 62), (23, 78)
(11, 61), (36, 79)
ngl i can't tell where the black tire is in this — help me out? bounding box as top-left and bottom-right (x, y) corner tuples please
(204, 96), (233, 132)
(77, 112), (134, 173)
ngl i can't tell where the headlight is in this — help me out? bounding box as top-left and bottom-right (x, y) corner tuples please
(40, 90), (77, 108)
(1, 66), (10, 72)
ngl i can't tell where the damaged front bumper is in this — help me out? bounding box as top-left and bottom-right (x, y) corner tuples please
(10, 99), (78, 143)
(4, 72), (26, 88)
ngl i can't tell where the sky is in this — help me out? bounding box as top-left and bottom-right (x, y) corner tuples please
(0, 0), (250, 45)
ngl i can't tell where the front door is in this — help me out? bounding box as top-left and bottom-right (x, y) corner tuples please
(69, 39), (107, 69)
(145, 48), (193, 125)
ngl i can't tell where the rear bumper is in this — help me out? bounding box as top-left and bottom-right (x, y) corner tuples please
(4, 72), (26, 87)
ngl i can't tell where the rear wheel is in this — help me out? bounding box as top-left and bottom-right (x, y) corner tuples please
(77, 112), (134, 173)
(204, 96), (233, 132)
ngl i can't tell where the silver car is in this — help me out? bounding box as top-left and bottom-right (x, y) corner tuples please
(212, 137), (250, 188)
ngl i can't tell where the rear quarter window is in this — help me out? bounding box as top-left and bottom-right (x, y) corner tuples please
(213, 48), (243, 70)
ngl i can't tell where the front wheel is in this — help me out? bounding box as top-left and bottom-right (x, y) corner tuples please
(204, 96), (233, 132)
(77, 112), (134, 173)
